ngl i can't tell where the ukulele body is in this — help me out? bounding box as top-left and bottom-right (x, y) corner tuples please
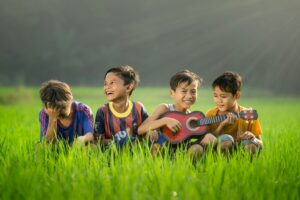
(160, 111), (207, 144)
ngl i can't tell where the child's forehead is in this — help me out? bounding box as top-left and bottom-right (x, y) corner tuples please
(176, 80), (199, 89)
(105, 72), (123, 81)
(213, 86), (232, 94)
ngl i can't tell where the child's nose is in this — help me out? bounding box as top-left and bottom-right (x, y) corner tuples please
(215, 97), (222, 103)
(186, 92), (193, 98)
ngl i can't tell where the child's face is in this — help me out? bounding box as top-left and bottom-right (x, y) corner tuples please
(44, 100), (72, 119)
(59, 101), (72, 118)
(170, 80), (198, 111)
(104, 72), (132, 102)
(213, 86), (240, 112)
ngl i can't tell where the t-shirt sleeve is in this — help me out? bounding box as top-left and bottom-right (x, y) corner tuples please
(82, 106), (94, 135)
(39, 109), (48, 141)
(250, 119), (262, 137)
(94, 107), (106, 137)
(140, 103), (149, 122)
(241, 106), (262, 137)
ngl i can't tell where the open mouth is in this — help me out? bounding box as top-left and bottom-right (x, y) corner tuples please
(218, 105), (225, 109)
(184, 100), (193, 105)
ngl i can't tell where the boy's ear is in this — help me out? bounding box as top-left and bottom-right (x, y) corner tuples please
(169, 89), (175, 97)
(235, 91), (241, 99)
(126, 83), (134, 94)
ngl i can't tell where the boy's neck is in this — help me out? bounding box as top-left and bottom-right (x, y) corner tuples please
(111, 99), (131, 113)
(174, 105), (189, 113)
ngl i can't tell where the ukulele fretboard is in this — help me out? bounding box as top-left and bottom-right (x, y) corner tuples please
(197, 112), (240, 126)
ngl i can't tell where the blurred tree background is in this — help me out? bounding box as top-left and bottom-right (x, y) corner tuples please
(0, 0), (299, 94)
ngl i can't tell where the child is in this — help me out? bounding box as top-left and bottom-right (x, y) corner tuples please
(206, 71), (263, 154)
(138, 70), (216, 157)
(39, 80), (94, 145)
(94, 65), (148, 149)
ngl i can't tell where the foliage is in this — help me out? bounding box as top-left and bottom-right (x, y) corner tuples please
(0, 87), (299, 199)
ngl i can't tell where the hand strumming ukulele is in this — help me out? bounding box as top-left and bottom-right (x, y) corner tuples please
(160, 109), (258, 144)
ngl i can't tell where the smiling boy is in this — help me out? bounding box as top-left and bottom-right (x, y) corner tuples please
(94, 66), (148, 149)
(138, 70), (216, 157)
(206, 71), (263, 154)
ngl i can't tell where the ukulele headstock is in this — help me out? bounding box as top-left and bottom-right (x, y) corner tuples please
(239, 109), (258, 120)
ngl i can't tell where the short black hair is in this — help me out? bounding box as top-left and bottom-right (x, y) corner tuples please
(39, 80), (73, 109)
(105, 65), (140, 95)
(169, 70), (202, 91)
(212, 71), (242, 95)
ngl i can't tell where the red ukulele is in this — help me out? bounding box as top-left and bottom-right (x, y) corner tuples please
(160, 109), (258, 144)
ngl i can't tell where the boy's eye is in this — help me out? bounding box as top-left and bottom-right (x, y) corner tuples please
(105, 81), (116, 86)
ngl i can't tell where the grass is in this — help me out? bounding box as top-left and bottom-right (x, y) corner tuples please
(0, 87), (299, 200)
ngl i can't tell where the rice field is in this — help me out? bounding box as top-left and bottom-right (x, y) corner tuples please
(0, 87), (299, 200)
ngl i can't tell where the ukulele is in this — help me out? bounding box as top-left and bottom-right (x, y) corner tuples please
(160, 109), (258, 144)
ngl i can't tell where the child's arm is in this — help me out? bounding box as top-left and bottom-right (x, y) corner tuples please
(138, 104), (182, 135)
(77, 132), (94, 144)
(94, 107), (113, 146)
(43, 107), (60, 143)
(255, 135), (263, 149)
(239, 131), (263, 148)
(76, 105), (94, 144)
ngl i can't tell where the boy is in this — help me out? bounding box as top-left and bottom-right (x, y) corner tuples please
(39, 80), (94, 145)
(206, 71), (263, 154)
(94, 65), (148, 148)
(138, 70), (216, 157)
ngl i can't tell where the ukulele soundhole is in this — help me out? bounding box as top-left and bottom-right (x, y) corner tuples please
(186, 117), (199, 131)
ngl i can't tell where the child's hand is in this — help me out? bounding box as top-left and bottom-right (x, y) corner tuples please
(239, 131), (255, 140)
(44, 107), (60, 120)
(72, 136), (86, 148)
(76, 135), (86, 144)
(221, 112), (237, 126)
(148, 130), (159, 142)
(164, 117), (182, 133)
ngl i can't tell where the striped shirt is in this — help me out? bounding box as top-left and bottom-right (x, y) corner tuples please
(94, 101), (148, 147)
(39, 101), (94, 145)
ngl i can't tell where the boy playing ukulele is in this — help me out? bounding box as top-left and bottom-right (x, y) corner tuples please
(138, 70), (216, 158)
(206, 71), (263, 154)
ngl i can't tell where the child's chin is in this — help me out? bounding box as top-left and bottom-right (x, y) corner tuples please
(105, 96), (113, 101)
(183, 105), (192, 110)
(218, 107), (227, 112)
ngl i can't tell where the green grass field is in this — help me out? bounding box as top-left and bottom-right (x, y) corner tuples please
(0, 87), (299, 200)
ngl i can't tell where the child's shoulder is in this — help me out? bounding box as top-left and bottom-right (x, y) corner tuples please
(156, 103), (171, 110)
(152, 103), (172, 115)
(133, 101), (146, 108)
(205, 107), (219, 116)
(95, 103), (109, 113)
(73, 101), (93, 114)
(39, 108), (47, 119)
